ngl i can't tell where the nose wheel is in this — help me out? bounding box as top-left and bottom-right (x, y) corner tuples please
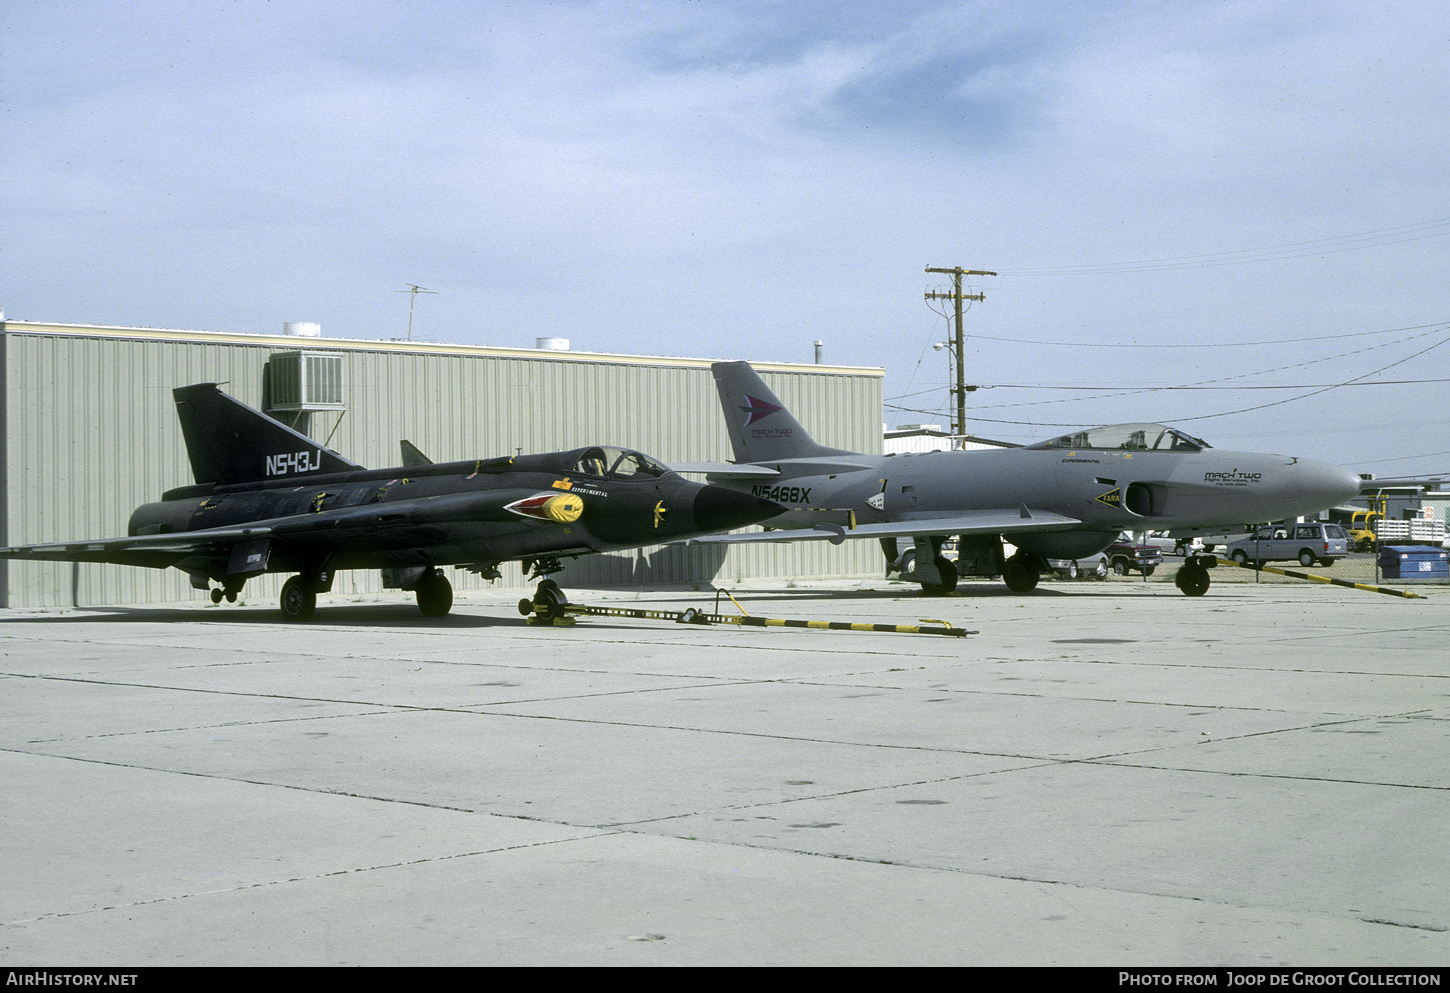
(519, 579), (569, 620)
(1175, 557), (1214, 597)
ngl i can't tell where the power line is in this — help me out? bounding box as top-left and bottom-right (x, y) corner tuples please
(886, 333), (1450, 427)
(995, 218), (1450, 276)
(963, 320), (1450, 349)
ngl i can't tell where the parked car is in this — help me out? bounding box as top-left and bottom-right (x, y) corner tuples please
(1224, 522), (1349, 568)
(1047, 554), (1108, 580)
(1146, 531), (1205, 556)
(1104, 537), (1163, 576)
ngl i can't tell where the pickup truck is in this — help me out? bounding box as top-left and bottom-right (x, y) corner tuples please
(1105, 538), (1163, 577)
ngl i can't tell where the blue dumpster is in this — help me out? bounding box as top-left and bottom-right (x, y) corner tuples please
(1378, 545), (1450, 580)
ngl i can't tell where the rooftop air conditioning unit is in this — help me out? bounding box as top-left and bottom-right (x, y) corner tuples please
(268, 351), (344, 411)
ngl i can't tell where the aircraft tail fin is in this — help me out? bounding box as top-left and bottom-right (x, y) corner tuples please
(173, 383), (364, 485)
(400, 440), (433, 466)
(711, 361), (857, 464)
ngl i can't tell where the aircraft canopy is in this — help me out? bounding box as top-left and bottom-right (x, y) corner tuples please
(571, 446), (672, 480)
(1025, 423), (1210, 453)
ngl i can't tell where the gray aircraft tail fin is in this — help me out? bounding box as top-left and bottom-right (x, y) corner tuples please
(173, 384), (364, 485)
(711, 361), (857, 464)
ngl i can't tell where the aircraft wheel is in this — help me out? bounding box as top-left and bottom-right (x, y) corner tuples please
(416, 570), (453, 617)
(898, 549), (916, 576)
(210, 588), (224, 604)
(279, 576), (316, 622)
(1175, 564), (1210, 597)
(225, 591), (238, 604)
(1002, 555), (1039, 593)
(532, 579), (569, 619)
(1298, 550), (1316, 568)
(920, 556), (957, 596)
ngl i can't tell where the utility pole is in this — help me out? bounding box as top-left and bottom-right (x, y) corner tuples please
(924, 266), (996, 444)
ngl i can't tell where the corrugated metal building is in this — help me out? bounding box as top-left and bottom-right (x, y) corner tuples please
(0, 320), (882, 608)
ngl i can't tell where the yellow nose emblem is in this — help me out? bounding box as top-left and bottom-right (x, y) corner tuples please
(653, 501), (668, 528)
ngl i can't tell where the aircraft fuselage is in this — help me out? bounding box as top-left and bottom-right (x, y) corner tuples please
(726, 444), (1361, 562)
(126, 453), (770, 578)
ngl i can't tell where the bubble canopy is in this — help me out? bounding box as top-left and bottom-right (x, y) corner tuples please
(1024, 423), (1211, 453)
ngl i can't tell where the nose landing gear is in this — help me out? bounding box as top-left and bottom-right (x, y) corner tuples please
(1174, 556), (1214, 597)
(520, 579), (569, 620)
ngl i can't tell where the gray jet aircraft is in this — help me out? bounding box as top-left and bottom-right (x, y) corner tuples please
(0, 384), (781, 620)
(680, 361), (1362, 597)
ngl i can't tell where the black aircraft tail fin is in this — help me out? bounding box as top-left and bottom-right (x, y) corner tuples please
(710, 361), (857, 464)
(399, 439), (433, 466)
(173, 384), (364, 485)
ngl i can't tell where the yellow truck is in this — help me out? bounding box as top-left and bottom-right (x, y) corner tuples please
(1348, 495), (1387, 552)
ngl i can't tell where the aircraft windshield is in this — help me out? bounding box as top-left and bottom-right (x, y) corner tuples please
(1026, 423), (1210, 452)
(608, 449), (670, 480)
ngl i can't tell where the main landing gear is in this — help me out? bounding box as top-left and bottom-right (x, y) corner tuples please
(279, 575), (317, 621)
(896, 547), (959, 596)
(1002, 553), (1042, 593)
(414, 568), (454, 617)
(277, 566), (455, 622)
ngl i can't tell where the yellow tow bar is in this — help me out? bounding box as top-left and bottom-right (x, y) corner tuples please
(1215, 557), (1425, 599)
(520, 582), (974, 637)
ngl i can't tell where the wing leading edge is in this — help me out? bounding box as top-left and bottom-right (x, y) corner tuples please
(0, 526), (275, 569)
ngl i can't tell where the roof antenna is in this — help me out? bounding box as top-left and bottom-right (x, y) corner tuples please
(395, 283), (438, 341)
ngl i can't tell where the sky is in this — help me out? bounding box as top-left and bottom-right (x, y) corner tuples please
(4, 0), (1448, 476)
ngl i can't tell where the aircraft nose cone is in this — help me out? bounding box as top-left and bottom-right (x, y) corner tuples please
(1300, 459), (1363, 511)
(691, 486), (783, 533)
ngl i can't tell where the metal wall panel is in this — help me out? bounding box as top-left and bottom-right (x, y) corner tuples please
(2, 324), (882, 608)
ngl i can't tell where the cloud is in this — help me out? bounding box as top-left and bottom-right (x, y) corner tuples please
(4, 0), (1448, 471)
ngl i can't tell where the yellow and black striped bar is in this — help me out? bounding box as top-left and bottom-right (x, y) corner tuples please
(730, 615), (971, 637)
(553, 602), (973, 637)
(1216, 557), (1426, 600)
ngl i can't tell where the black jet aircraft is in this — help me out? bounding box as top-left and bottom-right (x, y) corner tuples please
(678, 361), (1363, 597)
(0, 384), (781, 620)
